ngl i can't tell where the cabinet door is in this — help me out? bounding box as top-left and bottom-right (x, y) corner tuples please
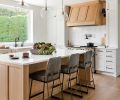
(0, 65), (8, 100)
(96, 55), (105, 71)
(95, 49), (105, 71)
(78, 5), (88, 22)
(68, 7), (80, 23)
(86, 4), (98, 23)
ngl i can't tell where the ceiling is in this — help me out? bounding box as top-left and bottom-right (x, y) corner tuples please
(14, 0), (98, 7)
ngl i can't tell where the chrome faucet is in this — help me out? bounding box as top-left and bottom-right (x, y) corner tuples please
(14, 37), (19, 47)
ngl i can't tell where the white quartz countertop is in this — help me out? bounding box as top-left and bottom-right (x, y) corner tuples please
(0, 49), (86, 66)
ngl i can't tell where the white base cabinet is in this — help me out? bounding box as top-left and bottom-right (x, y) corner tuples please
(95, 49), (105, 71)
(95, 48), (119, 77)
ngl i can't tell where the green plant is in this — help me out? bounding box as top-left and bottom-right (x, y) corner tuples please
(33, 42), (56, 55)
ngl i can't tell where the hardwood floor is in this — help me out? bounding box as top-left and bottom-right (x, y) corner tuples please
(50, 74), (120, 100)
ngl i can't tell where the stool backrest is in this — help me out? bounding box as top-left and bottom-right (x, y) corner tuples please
(69, 53), (80, 68)
(84, 50), (93, 67)
(46, 57), (61, 76)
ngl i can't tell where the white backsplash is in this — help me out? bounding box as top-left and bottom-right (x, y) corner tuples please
(68, 25), (107, 46)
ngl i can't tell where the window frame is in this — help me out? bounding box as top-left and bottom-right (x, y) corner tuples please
(0, 4), (33, 46)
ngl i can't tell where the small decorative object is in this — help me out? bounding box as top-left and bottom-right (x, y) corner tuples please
(23, 52), (29, 58)
(10, 56), (19, 60)
(101, 34), (106, 46)
(31, 42), (56, 55)
(9, 54), (14, 58)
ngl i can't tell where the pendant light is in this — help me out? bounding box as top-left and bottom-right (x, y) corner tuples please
(62, 0), (64, 15)
(21, 0), (24, 6)
(14, 0), (29, 7)
(40, 0), (48, 17)
(61, 0), (69, 20)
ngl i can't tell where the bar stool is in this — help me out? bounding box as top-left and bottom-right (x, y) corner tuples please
(78, 50), (95, 93)
(61, 53), (82, 98)
(29, 57), (63, 100)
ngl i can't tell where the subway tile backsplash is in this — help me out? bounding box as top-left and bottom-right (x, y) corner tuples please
(68, 25), (107, 46)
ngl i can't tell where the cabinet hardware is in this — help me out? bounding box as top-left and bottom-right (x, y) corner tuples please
(106, 61), (112, 62)
(106, 50), (112, 52)
(106, 67), (112, 69)
(106, 56), (112, 57)
(98, 51), (104, 52)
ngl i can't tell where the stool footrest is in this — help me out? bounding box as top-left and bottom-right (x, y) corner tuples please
(52, 83), (62, 88)
(69, 87), (88, 94)
(70, 77), (77, 81)
(51, 96), (63, 100)
(76, 83), (95, 89)
(63, 90), (83, 98)
(30, 91), (44, 98)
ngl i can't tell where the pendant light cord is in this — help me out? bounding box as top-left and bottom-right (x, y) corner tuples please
(45, 0), (47, 11)
(62, 0), (64, 15)
(21, 0), (24, 6)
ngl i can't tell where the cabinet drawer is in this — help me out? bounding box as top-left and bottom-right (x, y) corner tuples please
(106, 58), (116, 63)
(106, 65), (114, 73)
(106, 54), (115, 58)
(106, 49), (116, 53)
(95, 55), (105, 71)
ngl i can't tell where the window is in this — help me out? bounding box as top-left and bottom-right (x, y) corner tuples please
(0, 5), (32, 42)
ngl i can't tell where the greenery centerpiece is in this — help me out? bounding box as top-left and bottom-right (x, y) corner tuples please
(31, 42), (56, 55)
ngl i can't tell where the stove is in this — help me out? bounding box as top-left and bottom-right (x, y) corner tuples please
(80, 46), (97, 48)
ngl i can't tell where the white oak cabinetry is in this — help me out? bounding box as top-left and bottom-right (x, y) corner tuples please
(67, 1), (106, 26)
(0, 64), (8, 100)
(95, 48), (118, 76)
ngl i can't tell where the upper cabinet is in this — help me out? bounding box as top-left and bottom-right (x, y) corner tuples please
(67, 1), (106, 26)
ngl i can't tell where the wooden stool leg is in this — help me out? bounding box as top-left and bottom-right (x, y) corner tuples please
(85, 68), (88, 93)
(29, 79), (33, 100)
(43, 82), (45, 100)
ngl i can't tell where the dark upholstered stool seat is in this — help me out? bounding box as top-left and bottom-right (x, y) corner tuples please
(61, 65), (78, 74)
(30, 70), (60, 83)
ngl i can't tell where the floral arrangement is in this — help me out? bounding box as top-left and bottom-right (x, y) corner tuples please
(31, 42), (56, 55)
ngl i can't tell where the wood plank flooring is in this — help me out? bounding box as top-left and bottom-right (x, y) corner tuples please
(50, 74), (120, 100)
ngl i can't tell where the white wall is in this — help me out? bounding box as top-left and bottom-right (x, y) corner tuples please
(107, 0), (118, 48)
(32, 7), (46, 43)
(46, 8), (66, 47)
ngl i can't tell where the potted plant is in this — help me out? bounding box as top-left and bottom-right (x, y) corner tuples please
(31, 42), (56, 55)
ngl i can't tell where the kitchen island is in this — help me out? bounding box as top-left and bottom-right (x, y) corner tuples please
(0, 48), (86, 100)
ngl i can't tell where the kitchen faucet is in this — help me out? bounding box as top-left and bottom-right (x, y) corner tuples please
(14, 37), (19, 47)
(21, 41), (24, 47)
